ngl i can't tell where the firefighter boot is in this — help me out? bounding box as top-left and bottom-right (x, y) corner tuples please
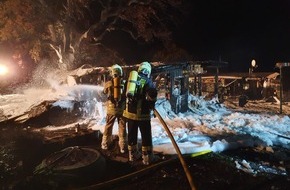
(128, 145), (141, 162)
(118, 125), (127, 153)
(101, 135), (112, 150)
(142, 146), (159, 165)
(119, 137), (127, 153)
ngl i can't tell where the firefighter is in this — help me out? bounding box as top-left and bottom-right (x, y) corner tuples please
(101, 64), (127, 153)
(123, 61), (158, 165)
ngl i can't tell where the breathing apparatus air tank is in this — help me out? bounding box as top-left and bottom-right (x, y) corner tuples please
(113, 77), (122, 103)
(126, 70), (138, 98)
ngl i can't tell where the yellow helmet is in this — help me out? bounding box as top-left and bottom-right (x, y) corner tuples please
(138, 61), (151, 77)
(110, 64), (123, 78)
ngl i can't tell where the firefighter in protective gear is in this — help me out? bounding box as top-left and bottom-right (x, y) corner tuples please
(101, 64), (127, 153)
(123, 61), (158, 165)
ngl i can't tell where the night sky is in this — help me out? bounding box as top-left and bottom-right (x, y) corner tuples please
(175, 0), (290, 72)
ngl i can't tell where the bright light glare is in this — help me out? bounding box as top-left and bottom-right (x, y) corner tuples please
(0, 64), (8, 75)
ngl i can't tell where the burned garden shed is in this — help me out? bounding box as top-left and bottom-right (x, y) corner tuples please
(151, 62), (191, 114)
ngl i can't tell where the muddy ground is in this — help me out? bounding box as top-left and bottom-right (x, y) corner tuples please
(1, 123), (290, 190)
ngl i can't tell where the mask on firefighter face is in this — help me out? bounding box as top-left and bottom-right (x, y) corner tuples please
(138, 62), (151, 78)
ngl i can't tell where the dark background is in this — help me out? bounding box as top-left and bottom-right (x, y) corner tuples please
(174, 0), (290, 72)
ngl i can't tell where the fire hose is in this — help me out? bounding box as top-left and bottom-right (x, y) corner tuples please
(153, 108), (197, 190)
(80, 109), (210, 190)
(79, 150), (210, 190)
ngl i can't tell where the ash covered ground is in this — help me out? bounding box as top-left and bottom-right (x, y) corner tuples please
(1, 97), (290, 190)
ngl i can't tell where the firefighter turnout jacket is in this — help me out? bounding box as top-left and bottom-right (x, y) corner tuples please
(103, 78), (126, 116)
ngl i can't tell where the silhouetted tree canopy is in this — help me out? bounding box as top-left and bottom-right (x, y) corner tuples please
(0, 0), (193, 83)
